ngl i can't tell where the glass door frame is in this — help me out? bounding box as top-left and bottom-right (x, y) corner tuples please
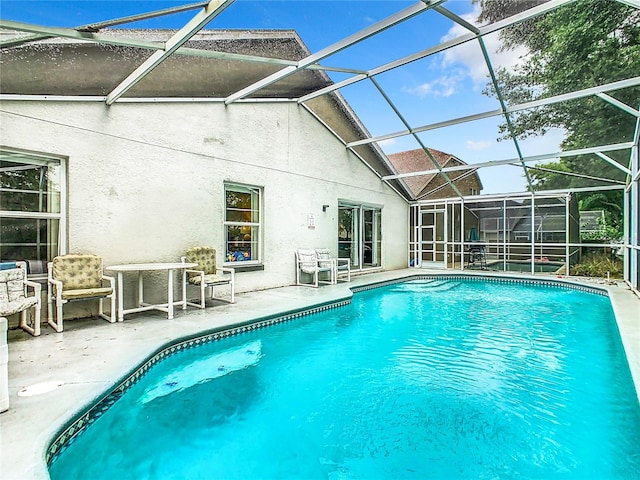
(338, 202), (382, 270)
(418, 204), (447, 269)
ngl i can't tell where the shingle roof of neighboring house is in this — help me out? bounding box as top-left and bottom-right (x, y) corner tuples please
(386, 148), (482, 200)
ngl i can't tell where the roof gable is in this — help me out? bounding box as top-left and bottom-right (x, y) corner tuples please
(387, 147), (479, 199)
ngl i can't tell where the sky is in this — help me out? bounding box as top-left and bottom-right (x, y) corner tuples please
(0, 0), (572, 194)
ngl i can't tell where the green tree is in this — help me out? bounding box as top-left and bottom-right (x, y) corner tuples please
(474, 0), (639, 226)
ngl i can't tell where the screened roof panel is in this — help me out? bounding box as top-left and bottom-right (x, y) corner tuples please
(331, 79), (409, 138)
(1, 0), (638, 200)
(469, 165), (526, 196)
(412, 117), (523, 162)
(368, 54), (504, 128)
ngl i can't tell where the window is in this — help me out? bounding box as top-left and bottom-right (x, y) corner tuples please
(338, 203), (381, 269)
(0, 148), (65, 276)
(224, 183), (261, 264)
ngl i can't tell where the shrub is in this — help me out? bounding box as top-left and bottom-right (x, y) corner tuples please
(571, 252), (623, 278)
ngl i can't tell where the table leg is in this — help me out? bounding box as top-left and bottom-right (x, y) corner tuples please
(138, 271), (144, 306)
(167, 269), (174, 319)
(117, 272), (124, 322)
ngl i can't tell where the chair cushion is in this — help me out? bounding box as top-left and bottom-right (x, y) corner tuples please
(186, 247), (217, 278)
(53, 255), (104, 290)
(297, 249), (332, 275)
(188, 274), (230, 286)
(0, 297), (38, 316)
(61, 287), (113, 300)
(0, 268), (27, 303)
(315, 249), (334, 269)
(297, 249), (317, 274)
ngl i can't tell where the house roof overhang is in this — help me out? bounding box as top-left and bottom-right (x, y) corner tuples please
(0, 28), (413, 199)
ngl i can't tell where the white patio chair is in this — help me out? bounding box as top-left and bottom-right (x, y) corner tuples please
(182, 246), (235, 308)
(47, 254), (116, 332)
(315, 249), (351, 283)
(295, 249), (335, 287)
(0, 261), (41, 336)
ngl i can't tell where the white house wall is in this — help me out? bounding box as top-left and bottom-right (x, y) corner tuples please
(1, 100), (408, 311)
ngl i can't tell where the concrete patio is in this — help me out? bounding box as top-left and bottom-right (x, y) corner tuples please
(1, 269), (638, 480)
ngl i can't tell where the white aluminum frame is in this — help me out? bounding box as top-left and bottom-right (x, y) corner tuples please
(0, 148), (68, 268)
(1, 0), (638, 291)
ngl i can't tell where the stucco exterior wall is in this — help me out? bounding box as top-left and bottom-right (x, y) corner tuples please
(1, 100), (408, 313)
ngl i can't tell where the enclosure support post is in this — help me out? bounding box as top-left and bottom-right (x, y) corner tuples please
(503, 198), (507, 271)
(531, 195), (536, 274)
(461, 199), (465, 271)
(565, 194), (570, 278)
(628, 141), (639, 290)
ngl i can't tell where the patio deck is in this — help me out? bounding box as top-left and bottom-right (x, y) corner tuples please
(1, 269), (638, 480)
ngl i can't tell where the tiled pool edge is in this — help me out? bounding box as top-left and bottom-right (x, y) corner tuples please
(351, 273), (609, 296)
(44, 273), (627, 468)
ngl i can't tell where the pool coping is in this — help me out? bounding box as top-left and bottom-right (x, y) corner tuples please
(1, 269), (638, 480)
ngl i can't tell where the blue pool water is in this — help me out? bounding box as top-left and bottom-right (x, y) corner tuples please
(49, 279), (640, 479)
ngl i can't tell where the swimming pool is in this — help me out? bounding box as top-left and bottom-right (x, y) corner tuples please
(48, 277), (640, 479)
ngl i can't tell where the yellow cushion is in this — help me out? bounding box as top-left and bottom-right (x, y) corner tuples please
(186, 247), (217, 279)
(188, 274), (230, 286)
(61, 287), (113, 300)
(53, 255), (104, 290)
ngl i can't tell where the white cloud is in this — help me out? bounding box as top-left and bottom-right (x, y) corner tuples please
(466, 139), (492, 151)
(400, 6), (528, 99)
(439, 5), (528, 85)
(403, 70), (465, 98)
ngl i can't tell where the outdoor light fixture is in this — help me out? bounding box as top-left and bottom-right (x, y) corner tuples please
(322, 205), (329, 212)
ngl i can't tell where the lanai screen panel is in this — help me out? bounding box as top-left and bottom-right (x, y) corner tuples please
(411, 193), (585, 275)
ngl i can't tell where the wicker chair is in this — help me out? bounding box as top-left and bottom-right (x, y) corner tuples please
(0, 262), (41, 336)
(181, 247), (235, 308)
(47, 254), (116, 332)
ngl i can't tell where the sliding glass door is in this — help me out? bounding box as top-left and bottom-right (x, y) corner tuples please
(338, 203), (381, 269)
